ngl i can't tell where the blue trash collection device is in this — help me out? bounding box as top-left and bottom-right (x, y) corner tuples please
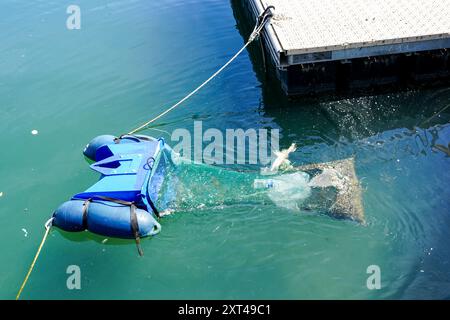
(52, 134), (167, 254)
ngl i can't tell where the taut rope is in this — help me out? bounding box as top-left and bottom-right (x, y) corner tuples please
(127, 6), (274, 136)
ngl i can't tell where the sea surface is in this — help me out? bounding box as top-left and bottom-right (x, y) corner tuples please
(0, 0), (449, 299)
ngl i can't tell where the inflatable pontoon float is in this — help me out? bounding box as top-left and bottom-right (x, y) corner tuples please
(52, 135), (166, 254)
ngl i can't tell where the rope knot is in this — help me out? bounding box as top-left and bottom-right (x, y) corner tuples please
(249, 6), (275, 42)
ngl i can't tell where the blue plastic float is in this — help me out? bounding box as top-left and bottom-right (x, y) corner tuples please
(52, 134), (167, 252)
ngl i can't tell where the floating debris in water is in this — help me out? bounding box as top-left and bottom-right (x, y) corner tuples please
(296, 157), (365, 223)
(160, 209), (174, 217)
(270, 143), (296, 172)
(264, 172), (311, 212)
(101, 239), (108, 244)
(31, 129), (39, 135)
(0, 192), (3, 197)
(22, 228), (28, 237)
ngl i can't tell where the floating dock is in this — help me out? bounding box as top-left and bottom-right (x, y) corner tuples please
(241, 0), (450, 95)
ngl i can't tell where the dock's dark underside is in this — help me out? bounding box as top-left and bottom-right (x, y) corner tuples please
(232, 0), (450, 96)
(278, 50), (450, 96)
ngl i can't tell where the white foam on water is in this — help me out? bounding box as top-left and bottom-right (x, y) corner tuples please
(159, 208), (175, 217)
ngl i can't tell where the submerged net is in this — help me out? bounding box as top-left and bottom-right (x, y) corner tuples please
(156, 148), (365, 223)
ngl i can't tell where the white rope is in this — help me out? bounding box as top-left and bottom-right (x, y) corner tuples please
(128, 9), (273, 135)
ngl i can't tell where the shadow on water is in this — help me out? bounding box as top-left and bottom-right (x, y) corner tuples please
(56, 228), (139, 247)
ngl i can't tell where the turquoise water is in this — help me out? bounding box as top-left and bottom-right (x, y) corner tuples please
(1, 0), (450, 299)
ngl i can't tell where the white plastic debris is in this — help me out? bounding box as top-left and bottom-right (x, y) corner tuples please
(265, 172), (311, 211)
(0, 192), (3, 197)
(270, 143), (297, 172)
(101, 239), (108, 244)
(22, 228), (28, 237)
(160, 209), (174, 217)
(31, 129), (38, 135)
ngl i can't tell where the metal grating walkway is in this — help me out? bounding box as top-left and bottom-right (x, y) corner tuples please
(249, 0), (450, 66)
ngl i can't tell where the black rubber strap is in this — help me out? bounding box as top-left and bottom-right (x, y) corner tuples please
(147, 196), (160, 218)
(93, 195), (134, 206)
(78, 195), (160, 218)
(130, 203), (144, 256)
(114, 135), (123, 144)
(131, 135), (153, 141)
(114, 134), (153, 144)
(81, 198), (92, 230)
(75, 195), (157, 256)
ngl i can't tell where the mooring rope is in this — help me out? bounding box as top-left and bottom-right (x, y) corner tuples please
(15, 6), (275, 300)
(127, 6), (275, 136)
(419, 103), (450, 127)
(16, 217), (53, 300)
